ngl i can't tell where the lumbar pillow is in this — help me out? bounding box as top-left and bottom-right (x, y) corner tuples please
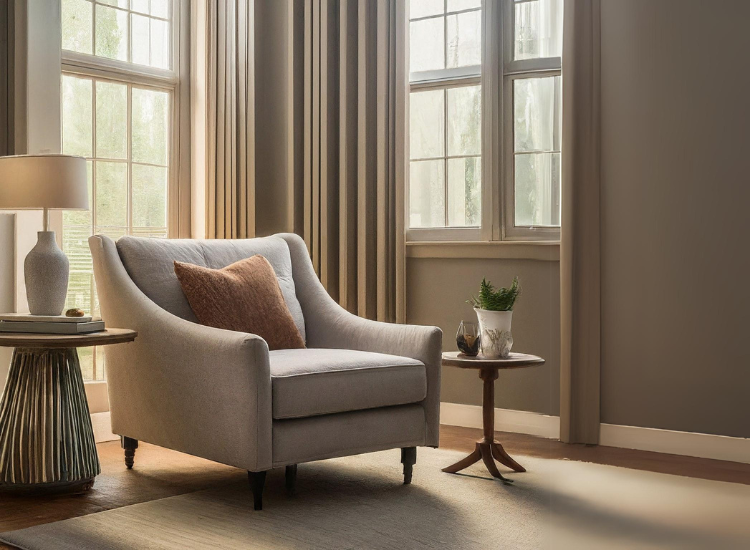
(174, 255), (305, 350)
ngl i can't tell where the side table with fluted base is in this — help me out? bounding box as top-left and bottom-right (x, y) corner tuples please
(0, 329), (137, 495)
(441, 351), (545, 483)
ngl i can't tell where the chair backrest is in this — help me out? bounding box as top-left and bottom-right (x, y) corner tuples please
(114, 235), (306, 340)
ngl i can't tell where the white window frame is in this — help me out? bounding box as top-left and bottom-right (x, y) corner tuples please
(406, 0), (562, 243)
(60, 0), (191, 239)
(59, 0), (190, 380)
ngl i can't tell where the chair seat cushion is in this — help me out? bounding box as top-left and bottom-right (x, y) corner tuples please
(270, 348), (426, 419)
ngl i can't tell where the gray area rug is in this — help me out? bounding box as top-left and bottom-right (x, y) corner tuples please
(2, 448), (749, 549)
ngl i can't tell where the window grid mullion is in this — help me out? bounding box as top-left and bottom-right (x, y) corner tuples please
(443, 87), (448, 226)
(127, 84), (133, 236)
(410, 7), (481, 24)
(91, 77), (98, 380)
(91, 1), (96, 55)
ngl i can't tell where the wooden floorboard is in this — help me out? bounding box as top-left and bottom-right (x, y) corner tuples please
(1, 424), (748, 545)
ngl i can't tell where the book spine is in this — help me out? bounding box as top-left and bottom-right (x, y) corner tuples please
(0, 322), (105, 334)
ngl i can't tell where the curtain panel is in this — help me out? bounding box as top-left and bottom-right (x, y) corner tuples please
(203, 0), (255, 239)
(296, 0), (407, 323)
(0, 0), (12, 156)
(560, 0), (602, 444)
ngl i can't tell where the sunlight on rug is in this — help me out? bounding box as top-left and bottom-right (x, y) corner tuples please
(1, 448), (748, 549)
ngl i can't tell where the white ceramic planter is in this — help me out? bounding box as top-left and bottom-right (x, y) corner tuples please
(474, 308), (513, 359)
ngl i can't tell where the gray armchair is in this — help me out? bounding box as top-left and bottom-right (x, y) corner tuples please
(89, 233), (441, 509)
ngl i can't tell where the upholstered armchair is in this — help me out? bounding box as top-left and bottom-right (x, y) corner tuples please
(89, 233), (441, 509)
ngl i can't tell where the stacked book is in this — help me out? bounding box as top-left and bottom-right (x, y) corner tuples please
(0, 314), (105, 334)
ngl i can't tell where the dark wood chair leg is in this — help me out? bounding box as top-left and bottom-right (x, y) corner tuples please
(248, 471), (267, 511)
(121, 436), (138, 469)
(401, 447), (417, 485)
(285, 465), (298, 494)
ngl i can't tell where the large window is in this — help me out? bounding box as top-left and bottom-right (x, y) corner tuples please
(408, 0), (562, 241)
(409, 1), (483, 233)
(61, 0), (185, 379)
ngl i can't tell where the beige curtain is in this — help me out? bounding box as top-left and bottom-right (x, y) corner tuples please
(0, 0), (12, 156)
(560, 0), (602, 444)
(296, 0), (407, 323)
(204, 0), (255, 239)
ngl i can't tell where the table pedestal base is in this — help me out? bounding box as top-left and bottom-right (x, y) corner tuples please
(442, 439), (525, 482)
(0, 348), (100, 494)
(443, 368), (526, 482)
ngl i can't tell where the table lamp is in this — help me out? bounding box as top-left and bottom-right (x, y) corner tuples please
(0, 155), (89, 315)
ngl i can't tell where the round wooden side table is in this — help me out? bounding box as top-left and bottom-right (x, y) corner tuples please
(0, 329), (137, 494)
(441, 351), (545, 482)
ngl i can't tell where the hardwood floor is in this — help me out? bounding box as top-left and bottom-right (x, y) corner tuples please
(1, 424), (748, 546)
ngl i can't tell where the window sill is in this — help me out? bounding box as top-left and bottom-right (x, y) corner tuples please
(406, 240), (560, 262)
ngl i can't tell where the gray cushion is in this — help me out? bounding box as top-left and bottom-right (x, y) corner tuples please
(269, 348), (426, 419)
(115, 236), (305, 341)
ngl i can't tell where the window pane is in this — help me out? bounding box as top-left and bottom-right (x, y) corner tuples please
(447, 0), (482, 11)
(131, 227), (168, 238)
(410, 17), (445, 73)
(62, 0), (93, 54)
(95, 161), (128, 227)
(410, 0), (443, 19)
(410, 89), (444, 160)
(150, 18), (170, 69)
(132, 164), (168, 228)
(62, 75), (93, 157)
(132, 87), (169, 165)
(514, 0), (563, 60)
(66, 271), (95, 312)
(447, 85), (481, 156)
(515, 152), (561, 226)
(410, 160), (445, 228)
(446, 10), (481, 68)
(100, 0), (128, 8)
(63, 161), (93, 227)
(514, 76), (560, 153)
(63, 227), (94, 293)
(95, 5), (128, 61)
(448, 157), (481, 227)
(151, 0), (170, 18)
(95, 81), (127, 159)
(131, 14), (150, 66)
(78, 347), (95, 380)
(131, 0), (149, 14)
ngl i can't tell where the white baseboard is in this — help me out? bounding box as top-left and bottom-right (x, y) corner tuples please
(439, 402), (749, 464)
(92, 403), (749, 464)
(599, 423), (750, 465)
(91, 411), (118, 443)
(440, 402), (560, 439)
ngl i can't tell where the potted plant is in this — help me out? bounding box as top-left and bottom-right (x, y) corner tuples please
(468, 277), (520, 359)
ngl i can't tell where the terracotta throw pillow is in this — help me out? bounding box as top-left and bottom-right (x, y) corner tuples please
(174, 255), (305, 351)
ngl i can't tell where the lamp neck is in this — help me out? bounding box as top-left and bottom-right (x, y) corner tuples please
(43, 207), (49, 232)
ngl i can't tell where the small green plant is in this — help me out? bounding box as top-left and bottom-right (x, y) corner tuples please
(468, 277), (520, 311)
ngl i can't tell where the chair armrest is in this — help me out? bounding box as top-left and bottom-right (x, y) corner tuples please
(89, 236), (273, 472)
(278, 233), (443, 446)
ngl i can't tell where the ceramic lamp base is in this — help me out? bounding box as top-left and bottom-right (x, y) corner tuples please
(24, 231), (69, 316)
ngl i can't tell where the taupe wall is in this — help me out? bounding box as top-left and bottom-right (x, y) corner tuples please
(406, 257), (560, 415)
(407, 1), (750, 439)
(600, 0), (750, 438)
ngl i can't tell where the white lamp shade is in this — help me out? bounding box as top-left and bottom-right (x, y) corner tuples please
(0, 155), (89, 210)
